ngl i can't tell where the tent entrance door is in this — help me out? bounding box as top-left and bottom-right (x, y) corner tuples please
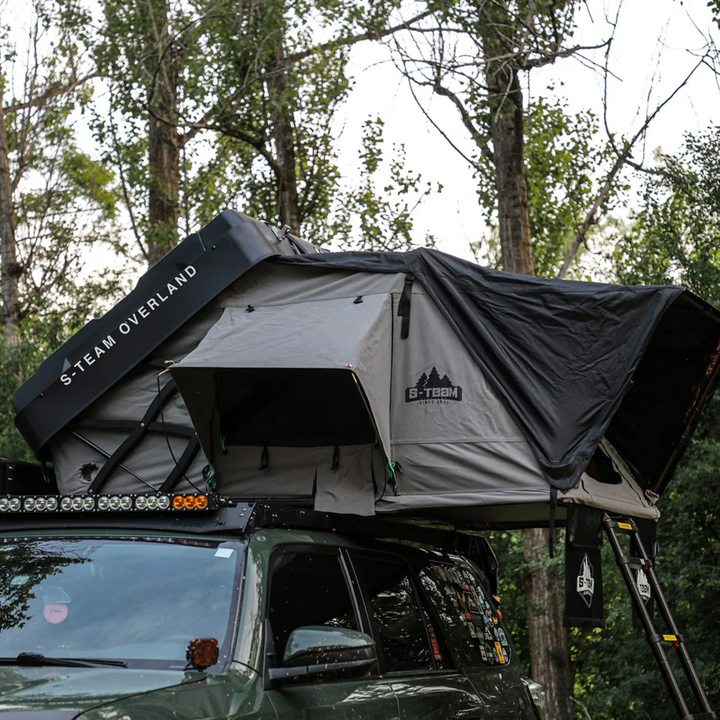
(604, 517), (716, 719)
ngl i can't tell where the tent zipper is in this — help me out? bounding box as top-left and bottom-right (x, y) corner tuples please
(397, 273), (415, 339)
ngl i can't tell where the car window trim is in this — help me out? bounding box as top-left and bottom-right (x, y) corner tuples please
(263, 543), (366, 683)
(346, 547), (450, 677)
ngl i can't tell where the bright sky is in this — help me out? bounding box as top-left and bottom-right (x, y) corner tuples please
(336, 0), (720, 263)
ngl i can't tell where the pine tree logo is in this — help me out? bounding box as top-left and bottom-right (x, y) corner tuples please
(406, 365), (463, 403)
(576, 554), (595, 608)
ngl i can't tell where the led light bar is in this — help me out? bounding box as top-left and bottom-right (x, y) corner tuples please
(0, 493), (221, 514)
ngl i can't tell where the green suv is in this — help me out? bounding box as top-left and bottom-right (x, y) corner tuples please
(0, 498), (544, 719)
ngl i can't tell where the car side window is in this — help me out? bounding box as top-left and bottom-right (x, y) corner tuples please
(267, 550), (358, 663)
(352, 553), (437, 673)
(418, 560), (511, 667)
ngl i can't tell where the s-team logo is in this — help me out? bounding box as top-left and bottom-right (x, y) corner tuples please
(59, 264), (198, 387)
(636, 568), (652, 604)
(577, 554), (596, 608)
(406, 365), (463, 404)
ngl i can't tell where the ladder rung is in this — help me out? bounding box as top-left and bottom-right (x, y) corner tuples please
(649, 633), (683, 645)
(614, 520), (635, 533)
(615, 554), (647, 569)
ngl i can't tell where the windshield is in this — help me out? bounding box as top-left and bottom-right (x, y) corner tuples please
(0, 536), (244, 670)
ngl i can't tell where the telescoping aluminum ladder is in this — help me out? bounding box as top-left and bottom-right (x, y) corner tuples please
(604, 516), (716, 720)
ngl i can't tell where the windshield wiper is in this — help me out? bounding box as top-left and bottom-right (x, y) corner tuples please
(0, 652), (127, 668)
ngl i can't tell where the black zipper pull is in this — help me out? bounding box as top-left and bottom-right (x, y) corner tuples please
(397, 273), (415, 339)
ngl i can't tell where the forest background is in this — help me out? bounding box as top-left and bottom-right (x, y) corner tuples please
(1, 0), (720, 718)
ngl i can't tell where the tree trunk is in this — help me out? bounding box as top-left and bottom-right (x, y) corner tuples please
(0, 78), (20, 346)
(524, 528), (575, 720)
(486, 66), (534, 275)
(267, 45), (301, 236)
(484, 56), (575, 720)
(145, 0), (180, 266)
(147, 113), (180, 266)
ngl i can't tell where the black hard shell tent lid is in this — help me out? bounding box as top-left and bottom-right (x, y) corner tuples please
(12, 211), (720, 525)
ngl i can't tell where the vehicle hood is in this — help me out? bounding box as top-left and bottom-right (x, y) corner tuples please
(0, 666), (204, 717)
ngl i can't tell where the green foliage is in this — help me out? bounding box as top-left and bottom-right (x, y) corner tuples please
(613, 128), (720, 302)
(474, 96), (618, 275)
(485, 529), (531, 670)
(1, 0), (125, 305)
(0, 0), (128, 458)
(0, 340), (43, 462)
(92, 0), (404, 252)
(13, 136), (123, 321)
(332, 118), (440, 251)
(570, 128), (720, 717)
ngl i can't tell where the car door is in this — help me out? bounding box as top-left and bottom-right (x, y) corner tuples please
(415, 556), (538, 719)
(347, 548), (487, 720)
(263, 545), (399, 720)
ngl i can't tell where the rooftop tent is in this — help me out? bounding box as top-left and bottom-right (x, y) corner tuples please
(168, 261), (676, 518)
(12, 211), (720, 525)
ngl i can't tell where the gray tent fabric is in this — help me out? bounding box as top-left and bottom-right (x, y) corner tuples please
(385, 290), (549, 509)
(48, 306), (222, 496)
(172, 293), (393, 459)
(169, 283), (554, 515)
(561, 441), (658, 520)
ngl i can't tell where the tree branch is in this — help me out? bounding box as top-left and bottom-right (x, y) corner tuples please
(570, 697), (593, 720)
(557, 53), (708, 279)
(285, 9), (436, 64)
(6, 72), (99, 112)
(406, 81), (480, 170)
(432, 80), (494, 162)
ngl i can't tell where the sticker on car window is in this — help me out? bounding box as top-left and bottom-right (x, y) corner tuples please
(43, 604), (69, 624)
(427, 623), (443, 662)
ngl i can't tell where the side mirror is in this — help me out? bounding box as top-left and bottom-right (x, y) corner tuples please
(266, 626), (377, 688)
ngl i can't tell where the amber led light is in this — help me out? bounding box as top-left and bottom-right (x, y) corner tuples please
(187, 637), (219, 670)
